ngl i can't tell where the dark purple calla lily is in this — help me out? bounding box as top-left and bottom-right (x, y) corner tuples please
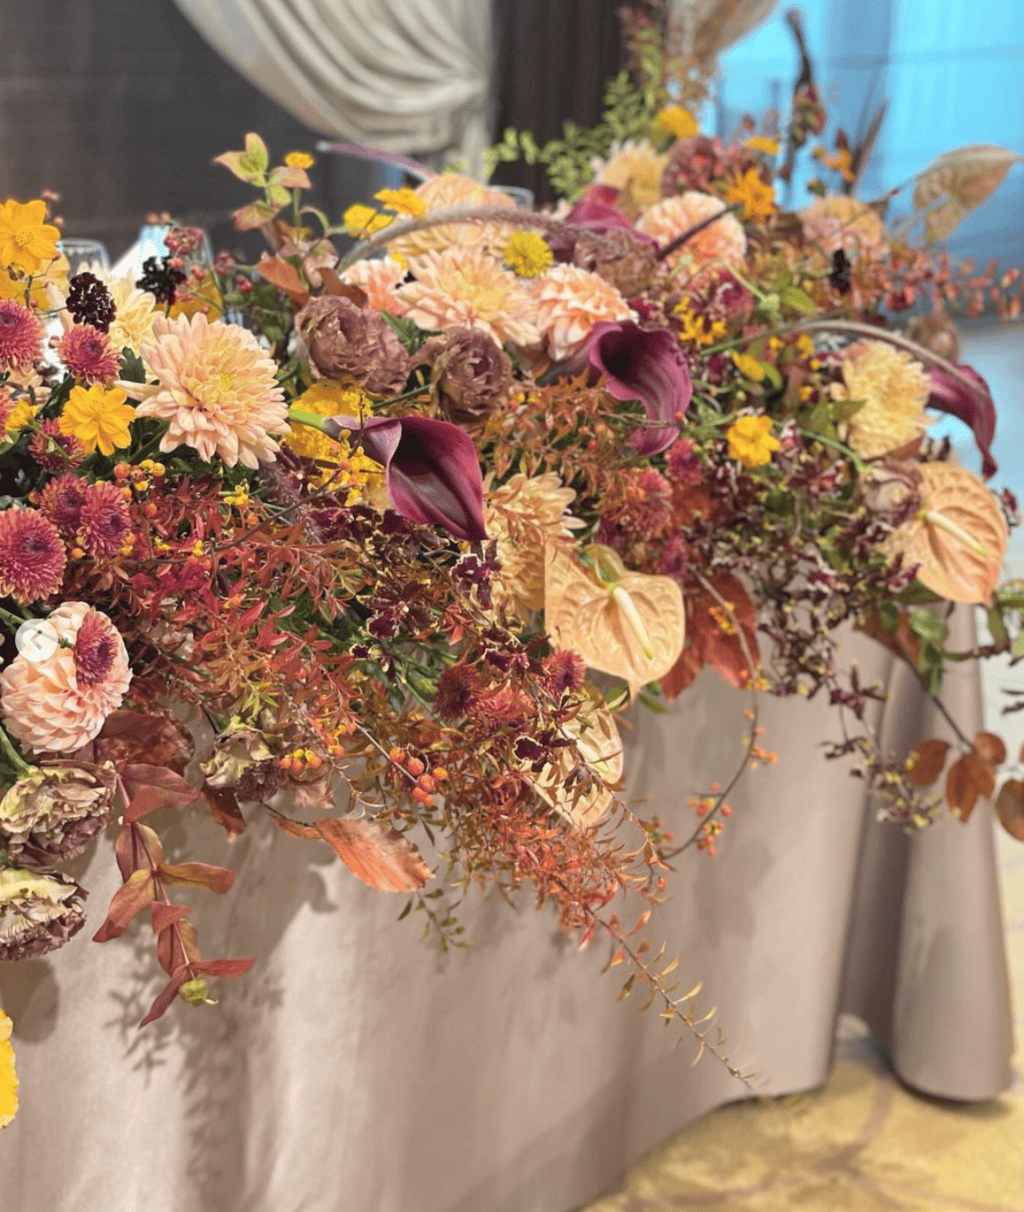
(563, 321), (692, 457)
(927, 363), (998, 479)
(324, 414), (487, 541)
(564, 185), (656, 244)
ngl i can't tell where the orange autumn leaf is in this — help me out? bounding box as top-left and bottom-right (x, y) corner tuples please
(315, 818), (434, 892)
(905, 738), (949, 786)
(973, 730), (1007, 768)
(886, 463), (1006, 604)
(995, 778), (1024, 841)
(945, 751), (995, 822)
(544, 545), (685, 700)
(525, 705), (624, 829)
(662, 573), (760, 700)
(255, 254), (310, 306)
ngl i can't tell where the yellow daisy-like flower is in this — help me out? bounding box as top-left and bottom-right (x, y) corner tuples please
(502, 231), (553, 278)
(656, 106), (699, 139)
(725, 169), (776, 222)
(0, 1008), (18, 1129)
(831, 340), (932, 459)
(342, 204), (392, 237)
(4, 397), (37, 438)
(285, 151), (315, 170)
(374, 187), (426, 217)
(727, 414), (779, 467)
(673, 298), (725, 347)
(0, 253), (69, 311)
(59, 384), (135, 456)
(732, 351), (766, 381)
(287, 381), (383, 501)
(0, 199), (61, 275)
(746, 135), (779, 156)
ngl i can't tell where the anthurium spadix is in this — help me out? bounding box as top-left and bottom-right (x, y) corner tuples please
(544, 543), (685, 700)
(324, 414), (487, 542)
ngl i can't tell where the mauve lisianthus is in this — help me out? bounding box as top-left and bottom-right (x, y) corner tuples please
(0, 602), (131, 753)
(637, 192), (747, 281)
(531, 264), (634, 361)
(0, 508), (66, 603)
(0, 761), (116, 862)
(126, 313), (288, 468)
(0, 867), (85, 961)
(294, 295), (411, 398)
(0, 300), (42, 370)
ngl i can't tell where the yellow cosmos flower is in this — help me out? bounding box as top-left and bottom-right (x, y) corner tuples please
(59, 384), (136, 456)
(674, 298), (726, 346)
(0, 253), (69, 310)
(0, 199), (61, 275)
(656, 106), (699, 139)
(0, 1008), (18, 1129)
(287, 381), (383, 501)
(285, 151), (315, 170)
(5, 397), (37, 437)
(727, 414), (779, 467)
(374, 187), (426, 217)
(502, 231), (553, 278)
(342, 204), (392, 237)
(731, 351), (766, 381)
(746, 135), (779, 156)
(724, 169), (776, 222)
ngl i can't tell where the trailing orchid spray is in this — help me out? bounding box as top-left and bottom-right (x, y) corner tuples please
(0, 14), (1021, 1123)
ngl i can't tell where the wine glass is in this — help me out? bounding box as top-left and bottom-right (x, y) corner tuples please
(57, 239), (111, 276)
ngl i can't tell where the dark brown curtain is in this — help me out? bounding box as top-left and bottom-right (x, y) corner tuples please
(490, 0), (628, 204)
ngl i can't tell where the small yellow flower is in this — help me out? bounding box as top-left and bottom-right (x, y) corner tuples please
(0, 1008), (18, 1129)
(4, 397), (37, 437)
(725, 169), (776, 222)
(727, 414), (780, 468)
(656, 106), (699, 139)
(374, 187), (426, 217)
(731, 351), (766, 381)
(674, 299), (726, 346)
(223, 483), (251, 509)
(502, 231), (553, 278)
(795, 333), (815, 358)
(285, 151), (315, 170)
(0, 199), (61, 275)
(342, 204), (392, 237)
(746, 135), (779, 156)
(59, 384), (136, 456)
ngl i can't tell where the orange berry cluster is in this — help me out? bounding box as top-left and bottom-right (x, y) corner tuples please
(388, 747), (448, 806)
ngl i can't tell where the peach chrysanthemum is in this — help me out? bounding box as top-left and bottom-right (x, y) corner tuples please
(386, 173), (512, 259)
(0, 508), (66, 603)
(831, 340), (932, 459)
(59, 324), (120, 384)
(0, 301), (42, 371)
(485, 472), (584, 615)
(636, 192), (747, 283)
(340, 256), (409, 315)
(0, 602), (131, 753)
(591, 139), (669, 220)
(99, 273), (159, 357)
(531, 264), (633, 361)
(799, 195), (888, 260)
(398, 247), (541, 348)
(127, 313), (288, 468)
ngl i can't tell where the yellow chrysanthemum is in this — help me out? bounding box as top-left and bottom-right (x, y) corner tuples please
(374, 187), (426, 217)
(0, 1008), (17, 1129)
(746, 135), (779, 156)
(727, 414), (779, 467)
(503, 231), (553, 278)
(285, 151), (315, 170)
(287, 381), (383, 502)
(656, 107), (699, 139)
(59, 384), (135, 456)
(831, 340), (932, 459)
(725, 169), (776, 222)
(0, 199), (61, 275)
(343, 204), (392, 237)
(732, 351), (766, 381)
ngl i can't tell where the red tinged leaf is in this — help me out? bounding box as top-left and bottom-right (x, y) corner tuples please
(255, 254), (309, 306)
(150, 903), (191, 933)
(945, 751), (996, 821)
(318, 268), (369, 307)
(140, 969), (190, 1027)
(973, 730), (1007, 767)
(905, 739), (950, 786)
(95, 710), (194, 774)
(192, 957), (256, 979)
(662, 573), (760, 701)
(158, 862), (236, 894)
(156, 917), (200, 976)
(266, 808), (320, 840)
(996, 779), (1024, 841)
(93, 868), (156, 942)
(660, 640), (704, 700)
(315, 818), (434, 892)
(122, 764), (200, 822)
(203, 784), (247, 837)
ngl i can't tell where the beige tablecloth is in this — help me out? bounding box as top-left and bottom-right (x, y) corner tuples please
(0, 617), (1013, 1212)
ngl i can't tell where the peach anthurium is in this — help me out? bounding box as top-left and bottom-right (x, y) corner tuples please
(524, 703), (624, 830)
(544, 543), (685, 700)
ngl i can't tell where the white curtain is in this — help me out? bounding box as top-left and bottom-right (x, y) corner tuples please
(173, 0), (492, 171)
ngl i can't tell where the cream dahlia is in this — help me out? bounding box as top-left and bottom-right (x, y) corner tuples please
(0, 508), (66, 603)
(0, 602), (131, 753)
(386, 173), (512, 260)
(399, 247), (541, 348)
(99, 273), (159, 356)
(340, 256), (409, 315)
(831, 340), (932, 459)
(799, 195), (888, 260)
(591, 139), (669, 220)
(531, 264), (634, 361)
(636, 192), (747, 282)
(126, 313), (288, 468)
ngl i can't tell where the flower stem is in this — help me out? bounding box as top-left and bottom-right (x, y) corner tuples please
(0, 604), (28, 632)
(0, 726), (32, 776)
(796, 427), (866, 473)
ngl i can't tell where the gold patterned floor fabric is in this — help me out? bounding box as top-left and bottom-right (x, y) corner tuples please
(580, 827), (1024, 1212)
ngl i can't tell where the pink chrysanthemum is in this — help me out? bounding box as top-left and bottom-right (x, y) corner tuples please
(340, 256), (409, 315)
(36, 475), (88, 538)
(0, 602), (131, 753)
(531, 264), (634, 361)
(79, 481), (132, 556)
(0, 508), (66, 603)
(28, 420), (84, 471)
(127, 313), (287, 468)
(58, 324), (120, 384)
(398, 247), (541, 348)
(636, 192), (747, 283)
(0, 300), (42, 371)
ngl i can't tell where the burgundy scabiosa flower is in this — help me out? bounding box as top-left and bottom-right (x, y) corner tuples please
(0, 300), (43, 370)
(65, 273), (116, 332)
(0, 508), (66, 603)
(59, 324), (120, 383)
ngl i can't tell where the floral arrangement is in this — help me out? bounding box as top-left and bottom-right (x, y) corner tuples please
(0, 23), (1022, 1113)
